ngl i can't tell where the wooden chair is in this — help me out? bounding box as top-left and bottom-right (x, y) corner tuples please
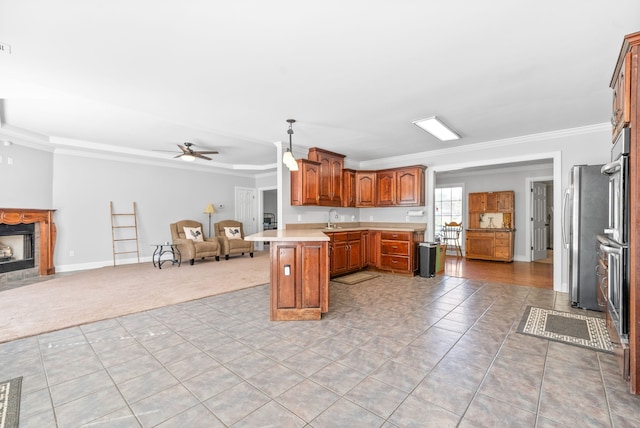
(442, 222), (463, 257)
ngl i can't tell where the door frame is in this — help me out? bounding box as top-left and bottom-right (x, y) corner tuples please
(256, 185), (277, 251)
(526, 176), (553, 262)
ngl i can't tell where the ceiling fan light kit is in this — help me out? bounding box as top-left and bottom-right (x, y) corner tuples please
(283, 119), (299, 171)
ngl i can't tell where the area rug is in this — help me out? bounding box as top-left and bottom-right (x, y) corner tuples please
(332, 272), (379, 285)
(0, 377), (22, 428)
(517, 306), (613, 353)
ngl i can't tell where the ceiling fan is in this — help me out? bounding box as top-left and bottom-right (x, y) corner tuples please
(156, 142), (219, 161)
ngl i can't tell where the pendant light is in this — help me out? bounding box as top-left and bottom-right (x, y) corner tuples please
(283, 119), (299, 171)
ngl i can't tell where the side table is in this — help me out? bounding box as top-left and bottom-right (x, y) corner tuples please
(152, 243), (181, 269)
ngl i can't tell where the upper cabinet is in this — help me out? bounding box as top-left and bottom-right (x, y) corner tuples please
(376, 165), (426, 207)
(467, 190), (515, 228)
(290, 159), (320, 206)
(355, 171), (377, 207)
(342, 168), (356, 207)
(308, 148), (345, 207)
(611, 50), (632, 140)
(289, 146), (426, 208)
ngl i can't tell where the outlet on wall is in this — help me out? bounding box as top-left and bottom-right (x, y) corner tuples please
(69, 250), (75, 257)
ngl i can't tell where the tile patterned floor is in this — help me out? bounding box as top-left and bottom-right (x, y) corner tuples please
(2, 273), (640, 427)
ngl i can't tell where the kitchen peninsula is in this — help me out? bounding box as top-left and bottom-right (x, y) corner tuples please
(245, 230), (329, 321)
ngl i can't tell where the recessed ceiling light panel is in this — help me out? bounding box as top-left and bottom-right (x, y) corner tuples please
(412, 116), (460, 141)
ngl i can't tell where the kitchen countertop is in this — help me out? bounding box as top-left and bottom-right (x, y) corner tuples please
(285, 222), (426, 233)
(245, 230), (330, 242)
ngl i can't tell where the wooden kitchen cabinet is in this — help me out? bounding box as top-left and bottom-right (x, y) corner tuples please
(342, 168), (356, 207)
(468, 193), (486, 213)
(379, 230), (420, 275)
(269, 240), (329, 321)
(362, 230), (380, 267)
(356, 171), (377, 207)
(308, 147), (345, 206)
(468, 191), (514, 213)
(611, 50), (632, 140)
(375, 166), (426, 207)
(290, 159), (320, 206)
(465, 230), (513, 262)
(328, 231), (361, 276)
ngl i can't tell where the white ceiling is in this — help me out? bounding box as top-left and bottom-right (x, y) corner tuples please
(0, 1), (638, 173)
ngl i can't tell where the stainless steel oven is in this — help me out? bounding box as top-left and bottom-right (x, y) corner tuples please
(597, 234), (629, 342)
(601, 128), (630, 244)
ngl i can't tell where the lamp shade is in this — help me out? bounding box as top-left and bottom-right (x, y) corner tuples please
(204, 204), (216, 214)
(283, 151), (298, 171)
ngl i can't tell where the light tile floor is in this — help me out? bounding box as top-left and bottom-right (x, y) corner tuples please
(2, 273), (640, 427)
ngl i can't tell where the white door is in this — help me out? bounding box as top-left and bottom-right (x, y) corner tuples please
(235, 187), (258, 235)
(531, 182), (547, 261)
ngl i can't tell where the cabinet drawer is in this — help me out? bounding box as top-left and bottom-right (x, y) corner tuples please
(380, 231), (411, 241)
(495, 247), (510, 259)
(495, 232), (510, 240)
(381, 240), (410, 255)
(495, 238), (510, 247)
(347, 231), (361, 241)
(380, 255), (410, 271)
(333, 232), (348, 241)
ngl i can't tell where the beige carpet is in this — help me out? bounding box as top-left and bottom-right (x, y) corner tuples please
(0, 251), (270, 343)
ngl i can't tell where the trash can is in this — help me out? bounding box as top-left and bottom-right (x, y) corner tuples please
(435, 244), (444, 273)
(418, 242), (437, 278)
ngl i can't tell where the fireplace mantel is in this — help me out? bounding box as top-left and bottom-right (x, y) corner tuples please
(0, 208), (56, 276)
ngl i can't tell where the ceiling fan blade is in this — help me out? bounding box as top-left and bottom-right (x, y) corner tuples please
(193, 153), (212, 161)
(195, 150), (219, 155)
(177, 144), (190, 154)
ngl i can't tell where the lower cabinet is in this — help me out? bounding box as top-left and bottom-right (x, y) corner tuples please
(465, 230), (514, 262)
(329, 231), (362, 276)
(269, 240), (329, 321)
(379, 231), (420, 275)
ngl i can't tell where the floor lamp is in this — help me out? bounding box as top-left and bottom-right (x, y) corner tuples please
(204, 204), (216, 237)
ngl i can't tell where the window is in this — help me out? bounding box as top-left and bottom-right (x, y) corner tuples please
(435, 186), (463, 236)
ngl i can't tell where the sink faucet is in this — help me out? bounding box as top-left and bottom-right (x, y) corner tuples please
(328, 209), (338, 228)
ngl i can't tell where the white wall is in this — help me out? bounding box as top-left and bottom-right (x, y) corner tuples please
(51, 153), (255, 270)
(1, 144), (53, 208)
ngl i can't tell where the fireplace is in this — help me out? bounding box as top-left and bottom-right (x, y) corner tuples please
(0, 208), (56, 282)
(0, 223), (35, 273)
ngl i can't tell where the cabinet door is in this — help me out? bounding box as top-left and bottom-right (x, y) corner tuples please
(356, 172), (377, 207)
(485, 193), (498, 211)
(290, 160), (320, 206)
(347, 238), (362, 271)
(612, 51), (632, 139)
(396, 167), (425, 206)
(366, 230), (380, 267)
(497, 191), (514, 212)
(342, 169), (356, 207)
(465, 231), (494, 259)
(309, 148), (344, 206)
(331, 232), (349, 275)
(468, 193), (486, 212)
(376, 171), (396, 206)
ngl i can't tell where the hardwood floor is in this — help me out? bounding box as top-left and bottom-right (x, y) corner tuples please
(443, 253), (554, 289)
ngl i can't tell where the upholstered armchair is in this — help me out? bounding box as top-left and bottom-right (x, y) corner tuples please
(214, 220), (254, 260)
(170, 220), (221, 265)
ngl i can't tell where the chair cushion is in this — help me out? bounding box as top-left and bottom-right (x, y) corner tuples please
(224, 227), (242, 240)
(183, 226), (204, 242)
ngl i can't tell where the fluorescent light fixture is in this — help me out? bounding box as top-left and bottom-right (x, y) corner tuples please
(412, 116), (460, 141)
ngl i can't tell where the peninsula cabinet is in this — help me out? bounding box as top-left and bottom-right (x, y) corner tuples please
(376, 166), (426, 207)
(308, 147), (345, 207)
(356, 171), (377, 207)
(290, 159), (320, 206)
(342, 168), (356, 207)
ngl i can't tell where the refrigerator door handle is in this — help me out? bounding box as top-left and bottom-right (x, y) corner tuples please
(601, 158), (622, 175)
(562, 188), (570, 249)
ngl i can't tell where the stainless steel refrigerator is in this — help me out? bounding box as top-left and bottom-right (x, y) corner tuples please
(562, 164), (608, 310)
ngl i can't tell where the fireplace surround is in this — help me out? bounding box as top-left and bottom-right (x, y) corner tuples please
(0, 208), (56, 281)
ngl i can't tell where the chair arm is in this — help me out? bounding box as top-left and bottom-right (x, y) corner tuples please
(217, 236), (230, 255)
(173, 238), (196, 260)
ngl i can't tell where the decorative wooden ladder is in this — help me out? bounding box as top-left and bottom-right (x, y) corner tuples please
(110, 201), (140, 266)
